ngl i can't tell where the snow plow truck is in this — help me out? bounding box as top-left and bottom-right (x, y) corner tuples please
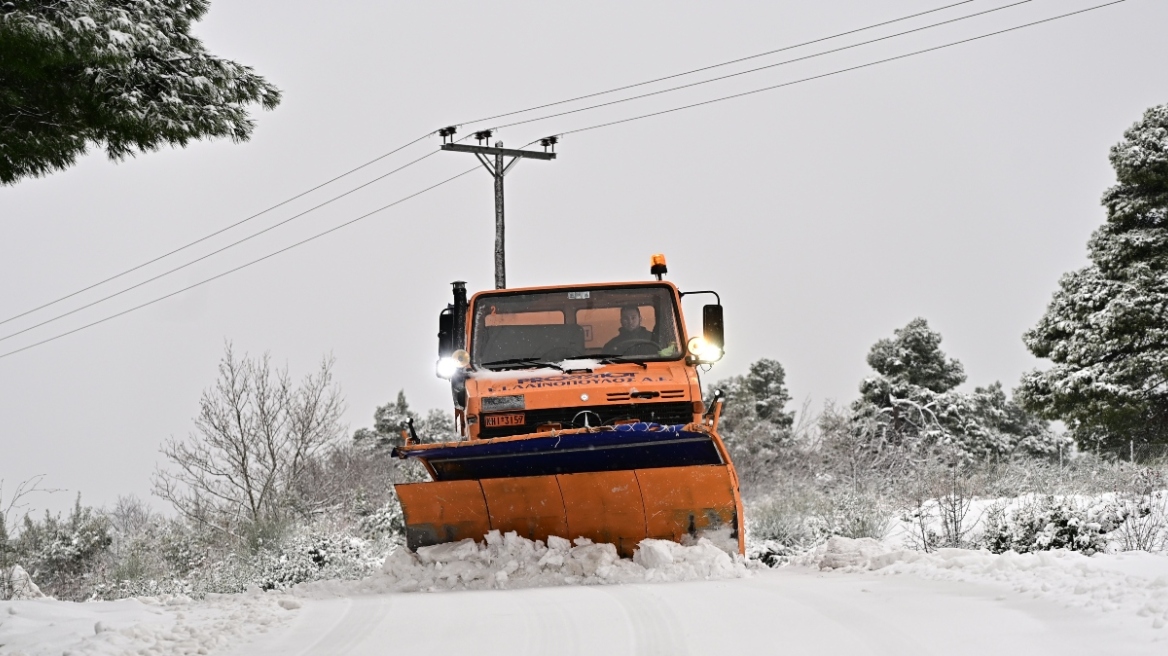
(392, 255), (744, 557)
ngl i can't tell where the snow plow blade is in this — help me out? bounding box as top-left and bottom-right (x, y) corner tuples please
(393, 424), (744, 556)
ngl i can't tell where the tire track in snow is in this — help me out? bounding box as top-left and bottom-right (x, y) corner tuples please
(244, 596), (393, 656)
(304, 597), (393, 656)
(598, 584), (691, 656)
(741, 576), (934, 656)
(516, 587), (583, 656)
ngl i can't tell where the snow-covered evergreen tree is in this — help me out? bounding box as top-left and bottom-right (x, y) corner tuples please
(353, 391), (456, 448)
(712, 358), (795, 485)
(856, 319), (1060, 459)
(859, 317), (966, 408)
(0, 1), (281, 184)
(1019, 103), (1168, 450)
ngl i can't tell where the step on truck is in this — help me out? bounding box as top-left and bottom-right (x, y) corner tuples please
(392, 254), (744, 557)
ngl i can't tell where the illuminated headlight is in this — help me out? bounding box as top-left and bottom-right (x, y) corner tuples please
(435, 357), (459, 379)
(687, 336), (723, 362)
(435, 349), (471, 379)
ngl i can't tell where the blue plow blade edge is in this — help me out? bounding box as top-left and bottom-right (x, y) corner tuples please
(392, 422), (724, 482)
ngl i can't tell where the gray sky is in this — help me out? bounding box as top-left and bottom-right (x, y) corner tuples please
(2, 0), (1166, 514)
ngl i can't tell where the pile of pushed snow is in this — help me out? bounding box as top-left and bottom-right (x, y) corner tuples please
(802, 536), (1168, 630)
(5, 565), (45, 600)
(293, 530), (748, 597)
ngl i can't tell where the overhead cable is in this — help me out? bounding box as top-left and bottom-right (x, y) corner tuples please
(0, 131), (433, 329)
(0, 167), (480, 361)
(0, 149), (445, 344)
(0, 0), (1132, 359)
(457, 0), (977, 126)
(0, 1), (982, 328)
(555, 0), (1129, 138)
(491, 0), (1041, 132)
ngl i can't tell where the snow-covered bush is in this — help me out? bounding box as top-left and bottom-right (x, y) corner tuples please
(1109, 468), (1168, 552)
(1110, 492), (1168, 552)
(982, 496), (1123, 555)
(747, 485), (891, 564)
(357, 498), (405, 542)
(250, 532), (386, 591)
(11, 496), (112, 599)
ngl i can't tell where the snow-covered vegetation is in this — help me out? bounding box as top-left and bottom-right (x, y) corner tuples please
(735, 100), (1168, 566)
(729, 320), (1168, 564)
(5, 102), (1168, 623)
(0, 346), (420, 602)
(1019, 103), (1168, 452)
(4, 329), (1166, 603)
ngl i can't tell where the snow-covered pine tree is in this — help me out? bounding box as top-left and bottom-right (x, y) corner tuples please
(1019, 104), (1168, 451)
(716, 358), (795, 433)
(712, 358), (795, 487)
(859, 317), (966, 407)
(352, 391), (456, 448)
(856, 318), (1059, 459)
(0, 1), (281, 184)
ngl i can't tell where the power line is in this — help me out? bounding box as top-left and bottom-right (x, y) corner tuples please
(555, 0), (1129, 138)
(0, 167), (480, 362)
(490, 0), (1041, 133)
(0, 149), (446, 344)
(0, 0), (1132, 360)
(0, 131), (434, 329)
(457, 0), (977, 126)
(0, 1), (982, 328)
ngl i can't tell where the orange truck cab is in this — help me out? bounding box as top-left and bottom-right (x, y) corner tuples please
(392, 256), (744, 557)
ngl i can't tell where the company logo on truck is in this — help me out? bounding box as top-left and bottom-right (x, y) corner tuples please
(488, 372), (658, 392)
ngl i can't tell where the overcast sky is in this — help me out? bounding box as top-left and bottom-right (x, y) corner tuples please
(3, 0), (1166, 514)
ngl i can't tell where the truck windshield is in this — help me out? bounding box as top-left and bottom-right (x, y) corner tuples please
(471, 285), (684, 368)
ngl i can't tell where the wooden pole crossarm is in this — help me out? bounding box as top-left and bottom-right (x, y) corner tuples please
(441, 143), (557, 161)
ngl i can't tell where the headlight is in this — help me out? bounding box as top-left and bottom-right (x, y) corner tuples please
(435, 350), (471, 379)
(435, 357), (459, 379)
(687, 336), (723, 362)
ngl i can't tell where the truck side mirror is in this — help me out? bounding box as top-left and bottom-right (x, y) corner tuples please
(703, 304), (724, 351)
(438, 305), (454, 358)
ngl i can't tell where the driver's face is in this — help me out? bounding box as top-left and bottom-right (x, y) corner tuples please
(620, 308), (641, 330)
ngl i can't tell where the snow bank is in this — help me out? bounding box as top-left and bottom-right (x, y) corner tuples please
(0, 534), (745, 653)
(0, 590), (296, 656)
(6, 566), (45, 600)
(803, 536), (1168, 630)
(292, 530), (748, 597)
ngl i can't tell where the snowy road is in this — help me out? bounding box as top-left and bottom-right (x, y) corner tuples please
(224, 568), (1165, 656)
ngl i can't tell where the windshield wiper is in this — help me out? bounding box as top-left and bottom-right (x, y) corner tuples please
(480, 358), (565, 372)
(591, 353), (649, 369)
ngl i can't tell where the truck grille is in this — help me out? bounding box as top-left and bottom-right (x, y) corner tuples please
(477, 401), (695, 439)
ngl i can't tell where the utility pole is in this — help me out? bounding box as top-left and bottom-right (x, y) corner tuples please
(440, 128), (557, 289)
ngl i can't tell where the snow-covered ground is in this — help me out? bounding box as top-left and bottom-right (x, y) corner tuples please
(0, 591), (294, 656)
(4, 534), (1168, 655)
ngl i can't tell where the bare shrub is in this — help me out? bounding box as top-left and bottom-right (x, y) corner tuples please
(153, 344), (345, 540)
(899, 454), (982, 551)
(1111, 468), (1168, 552)
(289, 442), (402, 521)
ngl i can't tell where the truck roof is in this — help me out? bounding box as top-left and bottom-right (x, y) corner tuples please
(469, 280), (680, 299)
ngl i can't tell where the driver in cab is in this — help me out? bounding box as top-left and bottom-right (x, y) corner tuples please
(603, 306), (656, 353)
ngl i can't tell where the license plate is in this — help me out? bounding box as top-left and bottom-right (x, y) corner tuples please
(484, 412), (525, 428)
